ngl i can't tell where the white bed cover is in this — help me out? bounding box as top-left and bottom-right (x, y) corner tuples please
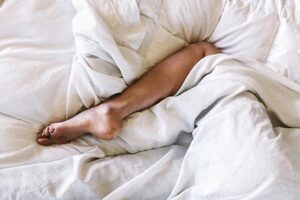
(0, 0), (300, 199)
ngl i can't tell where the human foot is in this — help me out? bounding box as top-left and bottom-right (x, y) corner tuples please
(37, 103), (123, 146)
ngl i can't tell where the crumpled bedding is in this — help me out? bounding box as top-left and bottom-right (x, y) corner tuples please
(0, 0), (300, 199)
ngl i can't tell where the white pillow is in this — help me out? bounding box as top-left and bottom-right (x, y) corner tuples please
(157, 0), (225, 43)
(209, 0), (279, 62)
(137, 0), (225, 64)
(266, 0), (300, 84)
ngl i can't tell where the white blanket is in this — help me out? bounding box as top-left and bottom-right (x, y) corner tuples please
(1, 0), (300, 199)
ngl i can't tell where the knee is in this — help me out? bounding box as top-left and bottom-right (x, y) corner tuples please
(201, 42), (221, 55)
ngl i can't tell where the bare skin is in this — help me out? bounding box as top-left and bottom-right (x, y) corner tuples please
(37, 42), (221, 145)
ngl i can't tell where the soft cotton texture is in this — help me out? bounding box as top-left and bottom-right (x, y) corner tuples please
(0, 0), (300, 199)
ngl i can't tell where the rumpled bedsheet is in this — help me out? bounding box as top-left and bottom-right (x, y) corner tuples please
(0, 0), (300, 199)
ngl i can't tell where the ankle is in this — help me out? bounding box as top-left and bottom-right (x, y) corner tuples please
(98, 101), (127, 119)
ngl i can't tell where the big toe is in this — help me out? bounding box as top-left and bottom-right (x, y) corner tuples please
(37, 137), (55, 146)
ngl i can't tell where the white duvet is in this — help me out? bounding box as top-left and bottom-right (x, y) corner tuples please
(0, 0), (300, 199)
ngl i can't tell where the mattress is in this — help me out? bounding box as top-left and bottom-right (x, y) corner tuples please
(0, 0), (300, 199)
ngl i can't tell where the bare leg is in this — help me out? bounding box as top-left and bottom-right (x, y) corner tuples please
(37, 42), (220, 145)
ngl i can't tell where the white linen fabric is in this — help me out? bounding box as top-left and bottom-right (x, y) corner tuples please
(0, 0), (300, 199)
(266, 0), (300, 84)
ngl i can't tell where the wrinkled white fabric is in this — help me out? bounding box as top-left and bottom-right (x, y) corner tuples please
(266, 0), (300, 84)
(1, 0), (300, 199)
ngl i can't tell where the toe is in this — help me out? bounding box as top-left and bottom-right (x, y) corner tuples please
(42, 127), (50, 137)
(49, 125), (55, 134)
(37, 137), (54, 146)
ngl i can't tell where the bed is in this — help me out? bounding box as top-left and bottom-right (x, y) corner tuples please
(0, 0), (300, 199)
